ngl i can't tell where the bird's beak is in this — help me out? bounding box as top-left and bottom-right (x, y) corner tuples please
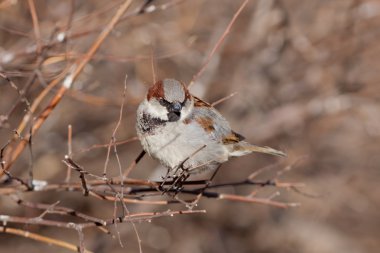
(171, 101), (182, 112)
(167, 102), (182, 122)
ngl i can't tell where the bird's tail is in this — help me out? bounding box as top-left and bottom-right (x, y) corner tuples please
(246, 144), (286, 157)
(229, 141), (286, 157)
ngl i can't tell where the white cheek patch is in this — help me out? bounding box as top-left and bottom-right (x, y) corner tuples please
(145, 99), (168, 120)
(180, 100), (194, 121)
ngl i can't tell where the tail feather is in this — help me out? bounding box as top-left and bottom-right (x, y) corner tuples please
(246, 145), (287, 157)
(229, 141), (286, 157)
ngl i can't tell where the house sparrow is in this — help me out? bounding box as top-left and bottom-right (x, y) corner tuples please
(136, 79), (285, 180)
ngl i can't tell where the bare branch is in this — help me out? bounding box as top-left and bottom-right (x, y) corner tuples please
(189, 0), (250, 88)
(0, 226), (93, 253)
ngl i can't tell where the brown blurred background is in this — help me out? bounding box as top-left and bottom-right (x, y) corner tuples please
(1, 0), (380, 252)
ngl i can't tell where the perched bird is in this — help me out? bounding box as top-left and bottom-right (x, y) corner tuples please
(136, 79), (285, 179)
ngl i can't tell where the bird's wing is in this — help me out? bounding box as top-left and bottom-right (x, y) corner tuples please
(187, 97), (286, 158)
(186, 96), (245, 144)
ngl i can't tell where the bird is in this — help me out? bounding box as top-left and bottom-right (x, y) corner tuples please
(136, 79), (285, 185)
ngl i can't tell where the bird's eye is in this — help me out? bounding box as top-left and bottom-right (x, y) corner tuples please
(159, 99), (170, 107)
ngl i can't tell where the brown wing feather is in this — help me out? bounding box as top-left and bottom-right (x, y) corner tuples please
(193, 96), (211, 107)
(189, 96), (244, 144)
(222, 131), (245, 144)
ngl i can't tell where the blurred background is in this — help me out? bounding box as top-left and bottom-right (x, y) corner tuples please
(1, 0), (380, 252)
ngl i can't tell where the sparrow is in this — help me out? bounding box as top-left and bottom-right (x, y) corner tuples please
(136, 79), (285, 179)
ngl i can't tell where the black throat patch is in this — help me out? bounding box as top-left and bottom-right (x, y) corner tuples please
(138, 112), (167, 133)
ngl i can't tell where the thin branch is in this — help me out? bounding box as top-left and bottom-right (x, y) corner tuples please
(12, 197), (107, 225)
(27, 126), (34, 189)
(65, 124), (73, 183)
(63, 156), (91, 196)
(77, 137), (138, 154)
(0, 209), (206, 229)
(27, 0), (42, 54)
(218, 193), (299, 208)
(0, 226), (93, 253)
(103, 75), (129, 177)
(151, 45), (157, 83)
(123, 150), (146, 178)
(189, 0), (250, 88)
(211, 92), (238, 107)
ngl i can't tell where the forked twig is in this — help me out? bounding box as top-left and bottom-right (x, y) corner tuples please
(63, 157), (89, 196)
